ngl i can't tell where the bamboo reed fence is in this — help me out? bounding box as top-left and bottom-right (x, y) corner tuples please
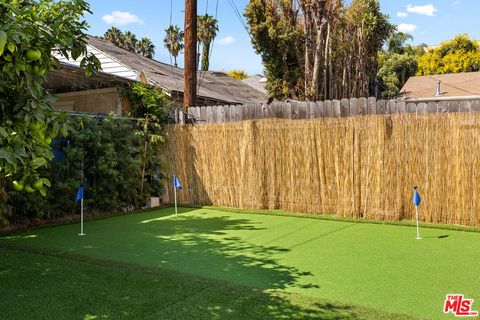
(162, 112), (480, 227)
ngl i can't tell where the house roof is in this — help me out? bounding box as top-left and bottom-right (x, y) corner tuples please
(400, 72), (480, 100)
(241, 74), (267, 95)
(46, 64), (133, 94)
(55, 36), (267, 105)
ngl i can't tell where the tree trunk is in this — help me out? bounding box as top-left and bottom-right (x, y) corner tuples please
(303, 8), (312, 99)
(323, 21), (331, 99)
(201, 42), (211, 71)
(311, 20), (324, 100)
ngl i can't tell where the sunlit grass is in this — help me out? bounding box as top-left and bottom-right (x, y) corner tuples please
(2, 206), (479, 319)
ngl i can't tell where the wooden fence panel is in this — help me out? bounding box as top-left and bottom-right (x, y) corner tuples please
(340, 98), (349, 117)
(299, 102), (307, 119)
(315, 101), (324, 117)
(184, 98), (480, 124)
(348, 98), (357, 116)
(376, 100), (386, 114)
(358, 97), (368, 115)
(417, 102), (427, 113)
(426, 102), (437, 113)
(332, 100), (341, 117)
(324, 100), (332, 117)
(368, 97), (377, 115)
(284, 102), (292, 119)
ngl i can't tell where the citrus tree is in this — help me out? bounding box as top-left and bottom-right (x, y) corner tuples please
(0, 0), (100, 203)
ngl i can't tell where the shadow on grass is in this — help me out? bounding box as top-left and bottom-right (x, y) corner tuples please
(0, 247), (409, 320)
(122, 208), (319, 290)
(157, 284), (368, 320)
(0, 211), (417, 320)
(421, 234), (449, 239)
(2, 207), (319, 290)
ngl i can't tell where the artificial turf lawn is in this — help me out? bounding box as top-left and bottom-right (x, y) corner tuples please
(0, 247), (414, 320)
(1, 207), (479, 319)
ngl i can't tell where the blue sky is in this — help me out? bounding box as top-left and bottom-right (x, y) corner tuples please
(84, 1), (480, 75)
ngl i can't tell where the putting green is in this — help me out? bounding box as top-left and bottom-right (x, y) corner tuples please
(2, 207), (479, 319)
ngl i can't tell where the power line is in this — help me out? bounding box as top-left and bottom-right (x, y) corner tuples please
(197, 0), (219, 94)
(226, 0), (250, 39)
(167, 0), (180, 103)
(169, 0), (173, 26)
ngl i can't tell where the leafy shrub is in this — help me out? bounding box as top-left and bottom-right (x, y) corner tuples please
(9, 114), (166, 223)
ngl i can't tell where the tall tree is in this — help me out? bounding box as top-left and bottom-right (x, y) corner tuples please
(197, 14), (219, 71)
(164, 25), (184, 67)
(123, 31), (138, 53)
(245, 0), (393, 100)
(245, 0), (305, 99)
(377, 52), (418, 99)
(377, 31), (424, 99)
(103, 29), (155, 58)
(387, 32), (413, 54)
(103, 27), (126, 48)
(137, 37), (155, 58)
(342, 0), (394, 98)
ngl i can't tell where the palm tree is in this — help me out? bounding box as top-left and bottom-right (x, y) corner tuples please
(137, 37), (155, 58)
(164, 25), (184, 67)
(123, 31), (138, 53)
(387, 32), (413, 54)
(197, 14), (218, 71)
(103, 27), (125, 48)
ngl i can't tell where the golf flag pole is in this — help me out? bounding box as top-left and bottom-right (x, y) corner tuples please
(173, 175), (182, 215)
(413, 186), (421, 240)
(174, 176), (177, 216)
(76, 187), (85, 236)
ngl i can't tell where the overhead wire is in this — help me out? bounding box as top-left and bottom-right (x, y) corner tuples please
(226, 0), (251, 39)
(167, 0), (181, 105)
(197, 0), (219, 95)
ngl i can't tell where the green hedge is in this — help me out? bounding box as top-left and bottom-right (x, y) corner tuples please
(6, 114), (165, 224)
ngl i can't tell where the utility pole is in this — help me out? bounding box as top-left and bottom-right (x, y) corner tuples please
(183, 0), (197, 112)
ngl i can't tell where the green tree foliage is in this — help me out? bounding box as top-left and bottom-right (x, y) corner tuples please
(8, 84), (171, 226)
(11, 117), (145, 222)
(0, 0), (100, 222)
(123, 31), (138, 53)
(377, 52), (418, 99)
(103, 27), (126, 48)
(386, 32), (413, 54)
(245, 0), (394, 100)
(226, 70), (249, 80)
(103, 28), (156, 58)
(245, 0), (304, 99)
(417, 34), (480, 75)
(197, 14), (219, 71)
(164, 25), (184, 67)
(121, 83), (170, 198)
(376, 31), (424, 99)
(137, 37), (155, 59)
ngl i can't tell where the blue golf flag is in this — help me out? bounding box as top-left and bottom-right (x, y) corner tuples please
(173, 176), (182, 190)
(76, 187), (84, 202)
(413, 187), (421, 206)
